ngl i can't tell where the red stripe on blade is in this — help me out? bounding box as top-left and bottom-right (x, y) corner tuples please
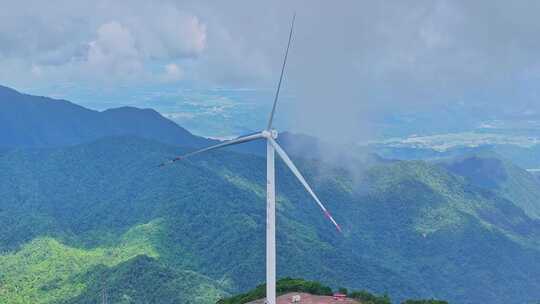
(324, 210), (331, 218)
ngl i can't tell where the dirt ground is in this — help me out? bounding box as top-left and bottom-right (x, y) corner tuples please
(246, 292), (361, 304)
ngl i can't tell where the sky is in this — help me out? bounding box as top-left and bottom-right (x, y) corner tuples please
(1, 0), (540, 139)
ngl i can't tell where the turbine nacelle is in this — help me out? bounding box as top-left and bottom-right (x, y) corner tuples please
(261, 129), (278, 140)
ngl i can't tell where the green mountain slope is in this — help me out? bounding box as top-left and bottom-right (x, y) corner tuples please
(64, 255), (226, 304)
(1, 137), (540, 304)
(0, 219), (226, 304)
(442, 153), (540, 219)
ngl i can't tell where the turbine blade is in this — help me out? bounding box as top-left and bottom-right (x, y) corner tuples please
(266, 13), (295, 130)
(269, 138), (342, 233)
(159, 132), (264, 167)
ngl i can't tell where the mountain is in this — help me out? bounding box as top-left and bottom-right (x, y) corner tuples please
(533, 171), (540, 181)
(374, 143), (540, 170)
(63, 255), (226, 304)
(441, 152), (540, 219)
(236, 131), (383, 164)
(1, 136), (540, 304)
(0, 85), (211, 148)
(0, 85), (346, 161)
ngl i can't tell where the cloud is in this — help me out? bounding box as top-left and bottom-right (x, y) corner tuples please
(190, 0), (540, 139)
(1, 0), (540, 142)
(85, 21), (142, 77)
(30, 65), (43, 77)
(134, 9), (206, 59)
(163, 63), (183, 82)
(0, 0), (206, 86)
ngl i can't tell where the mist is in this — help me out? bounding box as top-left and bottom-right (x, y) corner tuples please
(184, 0), (540, 142)
(2, 0), (540, 144)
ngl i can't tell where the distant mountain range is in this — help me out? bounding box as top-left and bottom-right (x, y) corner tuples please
(0, 85), (338, 160)
(1, 84), (540, 304)
(0, 85), (211, 148)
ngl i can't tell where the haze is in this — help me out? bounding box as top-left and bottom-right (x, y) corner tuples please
(1, 0), (539, 140)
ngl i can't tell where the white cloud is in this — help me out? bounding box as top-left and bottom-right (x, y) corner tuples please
(163, 63), (183, 82)
(134, 10), (206, 59)
(0, 0), (207, 86)
(85, 21), (142, 77)
(30, 65), (43, 77)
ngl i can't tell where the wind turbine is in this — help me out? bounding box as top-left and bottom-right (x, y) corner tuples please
(160, 14), (342, 304)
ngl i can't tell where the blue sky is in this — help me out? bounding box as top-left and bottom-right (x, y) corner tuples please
(2, 1), (540, 139)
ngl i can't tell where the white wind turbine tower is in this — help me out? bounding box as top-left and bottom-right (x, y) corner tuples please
(160, 14), (342, 304)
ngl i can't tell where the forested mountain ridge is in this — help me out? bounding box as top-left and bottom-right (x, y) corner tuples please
(1, 136), (539, 304)
(442, 153), (540, 219)
(0, 85), (345, 160)
(0, 85), (211, 148)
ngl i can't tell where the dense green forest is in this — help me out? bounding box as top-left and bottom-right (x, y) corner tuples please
(1, 137), (540, 303)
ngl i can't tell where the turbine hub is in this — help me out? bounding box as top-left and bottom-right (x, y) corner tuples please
(262, 129), (278, 139)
